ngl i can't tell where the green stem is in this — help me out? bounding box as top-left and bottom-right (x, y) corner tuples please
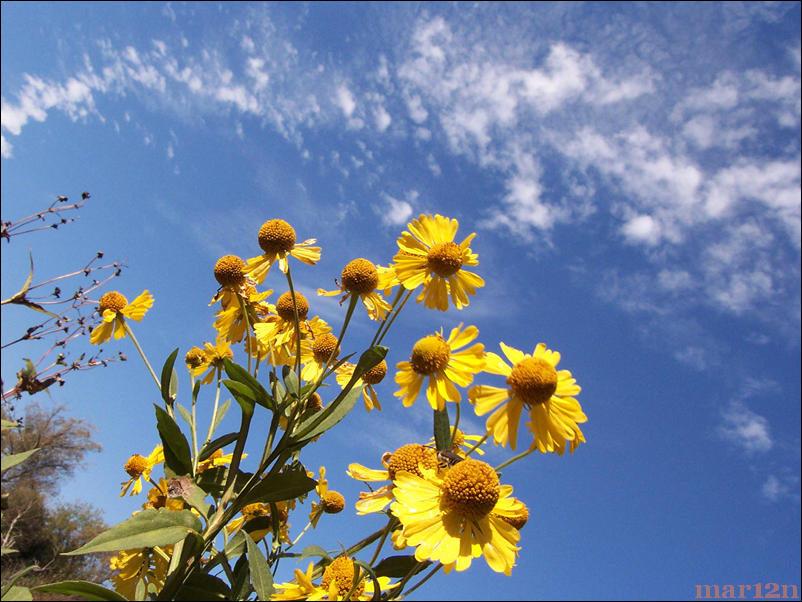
(202, 371), (223, 448)
(311, 293), (358, 394)
(494, 447), (535, 472)
(367, 519), (393, 566)
(121, 318), (161, 394)
(398, 562), (443, 600)
(236, 293), (253, 375)
(284, 265), (303, 382)
(376, 288), (413, 346)
(190, 377), (199, 475)
(451, 401), (461, 446)
(464, 431), (491, 457)
(369, 286), (404, 348)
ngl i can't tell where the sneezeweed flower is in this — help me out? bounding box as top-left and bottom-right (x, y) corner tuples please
(309, 466), (346, 528)
(213, 284), (273, 343)
(192, 338), (233, 385)
(120, 445), (164, 496)
(271, 557), (396, 601)
(393, 214), (484, 311)
(347, 443), (438, 514)
(253, 294), (325, 367)
(300, 332), (340, 383)
(89, 290), (154, 345)
(390, 458), (525, 575)
(335, 359), (388, 411)
(318, 258), (392, 321)
(468, 342), (586, 453)
(245, 218), (321, 283)
(196, 448), (239, 472)
(394, 323), (485, 411)
(184, 346), (207, 373)
(110, 545), (172, 601)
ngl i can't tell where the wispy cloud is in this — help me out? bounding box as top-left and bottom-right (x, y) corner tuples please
(717, 400), (773, 454)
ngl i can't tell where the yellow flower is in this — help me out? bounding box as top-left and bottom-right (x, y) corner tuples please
(347, 444), (438, 514)
(335, 360), (387, 411)
(89, 290), (153, 345)
(394, 323), (485, 411)
(252, 291), (316, 366)
(120, 445), (164, 496)
(300, 332), (340, 384)
(271, 558), (397, 601)
(196, 448), (239, 472)
(192, 338), (233, 385)
(318, 258), (392, 321)
(213, 284), (273, 343)
(393, 214), (484, 311)
(308, 467), (346, 528)
(468, 342), (586, 453)
(184, 346), (207, 372)
(110, 545), (172, 600)
(245, 219), (321, 283)
(390, 458), (524, 575)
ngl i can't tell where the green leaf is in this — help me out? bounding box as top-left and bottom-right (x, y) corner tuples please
(224, 380), (255, 418)
(30, 581), (127, 601)
(1, 418), (20, 430)
(298, 544), (330, 564)
(198, 432), (239, 462)
(351, 345), (388, 383)
(1, 547), (18, 556)
(433, 408), (452, 451)
(292, 385), (362, 442)
(175, 402), (193, 428)
(223, 359), (273, 409)
(65, 508), (202, 555)
(1, 448), (39, 472)
(1, 585), (32, 601)
(154, 404), (192, 478)
(229, 554), (253, 601)
(174, 573), (231, 601)
(244, 532), (274, 600)
(281, 365), (300, 398)
(160, 348), (180, 404)
(197, 467), (252, 497)
(210, 399), (231, 437)
(238, 468), (316, 507)
(373, 555), (431, 578)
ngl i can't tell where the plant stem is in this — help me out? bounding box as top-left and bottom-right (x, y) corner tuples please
(494, 447), (535, 472)
(121, 318), (162, 394)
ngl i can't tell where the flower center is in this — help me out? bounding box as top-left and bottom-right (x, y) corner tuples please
(213, 255), (246, 288)
(361, 360), (387, 385)
(495, 503), (530, 530)
(312, 333), (340, 363)
(386, 444), (438, 480)
(124, 454), (149, 478)
(409, 335), (450, 374)
(257, 219), (296, 255)
(506, 357), (558, 406)
(321, 557), (365, 600)
(242, 503), (269, 520)
(321, 490), (346, 514)
(276, 291), (309, 321)
(441, 459), (500, 519)
(426, 241), (463, 277)
(341, 258), (379, 294)
(99, 291), (128, 314)
(184, 347), (206, 369)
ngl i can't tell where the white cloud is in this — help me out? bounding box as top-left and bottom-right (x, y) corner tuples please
(761, 474), (800, 503)
(1, 134), (11, 158)
(379, 193), (415, 226)
(718, 400), (773, 454)
(335, 85), (356, 118)
(622, 214), (661, 246)
(374, 105), (391, 132)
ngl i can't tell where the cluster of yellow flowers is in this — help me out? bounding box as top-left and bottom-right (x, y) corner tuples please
(91, 213), (587, 599)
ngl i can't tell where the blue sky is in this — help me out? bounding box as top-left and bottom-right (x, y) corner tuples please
(1, 2), (800, 600)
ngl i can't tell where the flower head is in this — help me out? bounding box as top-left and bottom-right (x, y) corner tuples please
(192, 338), (233, 385)
(468, 342), (586, 453)
(309, 466), (346, 528)
(394, 323), (485, 411)
(245, 219), (321, 282)
(335, 359), (387, 411)
(120, 445), (164, 496)
(393, 214), (484, 311)
(110, 545), (172, 600)
(318, 258), (392, 321)
(390, 458), (524, 575)
(271, 558), (397, 601)
(90, 290), (153, 345)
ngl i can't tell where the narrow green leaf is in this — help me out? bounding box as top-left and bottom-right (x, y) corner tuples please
(373, 555), (431, 578)
(223, 530), (246, 559)
(292, 385), (363, 442)
(174, 572), (230, 601)
(198, 432), (239, 462)
(1, 448), (39, 472)
(1, 418), (20, 430)
(281, 365), (300, 398)
(210, 399), (231, 436)
(175, 402), (193, 428)
(433, 409), (452, 451)
(1, 565), (37, 597)
(1, 547), (18, 555)
(244, 532), (274, 600)
(223, 359), (273, 409)
(154, 404), (192, 478)
(229, 554), (253, 601)
(224, 380), (254, 418)
(238, 468), (316, 507)
(30, 581), (127, 601)
(197, 467), (252, 497)
(65, 508), (201, 555)
(298, 544), (330, 564)
(351, 346), (388, 382)
(160, 348), (180, 404)
(1, 585), (32, 601)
